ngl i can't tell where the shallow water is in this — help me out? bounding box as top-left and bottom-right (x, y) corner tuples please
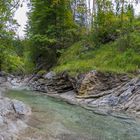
(6, 90), (140, 140)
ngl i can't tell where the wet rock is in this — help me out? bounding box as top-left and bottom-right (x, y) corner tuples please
(0, 73), (32, 139)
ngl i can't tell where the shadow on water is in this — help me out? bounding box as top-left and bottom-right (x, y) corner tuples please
(5, 90), (140, 140)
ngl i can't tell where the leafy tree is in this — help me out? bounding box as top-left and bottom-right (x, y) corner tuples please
(90, 0), (139, 46)
(27, 0), (77, 70)
(0, 0), (24, 73)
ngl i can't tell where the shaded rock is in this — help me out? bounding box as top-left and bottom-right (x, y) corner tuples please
(28, 71), (74, 93)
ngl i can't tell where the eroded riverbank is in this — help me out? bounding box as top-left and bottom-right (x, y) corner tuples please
(26, 71), (140, 117)
(5, 89), (140, 140)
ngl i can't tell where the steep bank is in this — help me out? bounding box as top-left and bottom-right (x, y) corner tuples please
(0, 72), (31, 140)
(37, 34), (140, 116)
(53, 40), (140, 75)
(27, 71), (140, 117)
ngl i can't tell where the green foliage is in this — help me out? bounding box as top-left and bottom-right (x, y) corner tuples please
(53, 34), (140, 75)
(1, 0), (140, 76)
(0, 0), (24, 74)
(31, 34), (57, 46)
(92, 0), (138, 45)
(116, 31), (140, 52)
(26, 0), (78, 70)
(0, 41), (21, 73)
(23, 51), (35, 74)
(2, 55), (24, 74)
(0, 43), (25, 74)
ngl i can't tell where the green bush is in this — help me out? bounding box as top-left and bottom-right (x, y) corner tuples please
(2, 54), (24, 74)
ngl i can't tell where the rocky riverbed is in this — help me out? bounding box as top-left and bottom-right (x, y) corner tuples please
(0, 72), (31, 140)
(26, 71), (140, 117)
(1, 70), (140, 139)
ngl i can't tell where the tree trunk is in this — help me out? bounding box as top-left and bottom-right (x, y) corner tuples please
(91, 0), (96, 30)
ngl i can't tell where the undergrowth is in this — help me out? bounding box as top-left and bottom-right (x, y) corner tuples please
(53, 32), (140, 76)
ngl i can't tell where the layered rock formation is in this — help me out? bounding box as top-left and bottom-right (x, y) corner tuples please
(27, 71), (140, 116)
(27, 71), (73, 93)
(75, 70), (130, 96)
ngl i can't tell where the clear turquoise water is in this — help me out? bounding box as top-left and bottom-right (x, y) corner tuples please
(6, 90), (140, 140)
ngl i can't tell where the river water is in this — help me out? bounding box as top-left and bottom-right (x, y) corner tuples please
(5, 90), (140, 140)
